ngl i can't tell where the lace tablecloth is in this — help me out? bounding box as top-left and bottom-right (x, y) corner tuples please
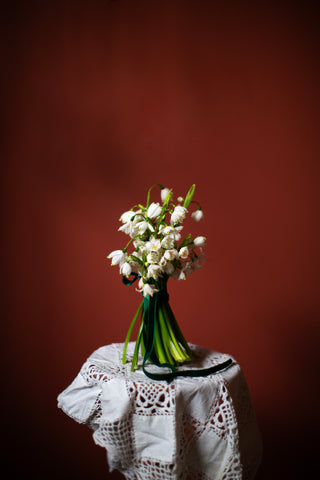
(57, 343), (262, 480)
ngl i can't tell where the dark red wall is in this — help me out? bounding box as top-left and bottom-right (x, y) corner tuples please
(2, 1), (319, 478)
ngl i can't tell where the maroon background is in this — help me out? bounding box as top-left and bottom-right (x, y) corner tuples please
(2, 1), (320, 478)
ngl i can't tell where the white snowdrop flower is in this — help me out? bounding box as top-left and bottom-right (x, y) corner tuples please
(161, 187), (170, 202)
(179, 246), (189, 259)
(161, 235), (175, 249)
(147, 202), (162, 219)
(147, 264), (163, 280)
(137, 278), (144, 290)
(138, 220), (155, 235)
(143, 283), (158, 297)
(163, 226), (174, 235)
(119, 210), (135, 223)
(107, 250), (126, 267)
(164, 261), (175, 275)
(171, 206), (187, 224)
(145, 237), (161, 253)
(193, 236), (206, 247)
(177, 196), (184, 203)
(164, 249), (179, 261)
(178, 270), (186, 280)
(163, 225), (183, 240)
(133, 239), (145, 251)
(121, 262), (132, 277)
(118, 222), (132, 235)
(147, 250), (162, 264)
(191, 209), (204, 222)
(159, 255), (167, 267)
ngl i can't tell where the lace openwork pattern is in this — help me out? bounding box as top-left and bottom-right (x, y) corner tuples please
(59, 343), (262, 480)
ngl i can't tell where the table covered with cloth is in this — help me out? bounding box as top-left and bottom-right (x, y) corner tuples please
(57, 342), (262, 480)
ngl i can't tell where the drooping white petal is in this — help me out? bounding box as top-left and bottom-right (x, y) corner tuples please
(120, 211), (134, 223)
(179, 246), (189, 259)
(121, 262), (132, 277)
(161, 235), (175, 249)
(138, 220), (155, 234)
(178, 270), (186, 280)
(193, 236), (206, 247)
(146, 264), (163, 280)
(143, 283), (158, 297)
(171, 206), (187, 224)
(107, 250), (126, 266)
(147, 202), (162, 219)
(191, 209), (204, 222)
(164, 249), (179, 261)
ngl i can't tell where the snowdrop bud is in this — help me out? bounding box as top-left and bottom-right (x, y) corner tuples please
(177, 197), (184, 203)
(179, 246), (189, 259)
(147, 202), (162, 219)
(193, 236), (206, 247)
(161, 187), (170, 202)
(191, 209), (204, 222)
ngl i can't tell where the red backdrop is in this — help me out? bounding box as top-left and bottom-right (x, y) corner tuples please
(2, 1), (319, 478)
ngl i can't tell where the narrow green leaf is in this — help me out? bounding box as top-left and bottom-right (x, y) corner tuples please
(122, 300), (143, 364)
(183, 184), (196, 208)
(129, 255), (143, 265)
(179, 233), (191, 249)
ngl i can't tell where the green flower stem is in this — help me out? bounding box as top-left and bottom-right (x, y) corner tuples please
(131, 315), (144, 371)
(122, 299), (144, 364)
(158, 304), (175, 365)
(153, 319), (167, 364)
(124, 285), (193, 371)
(165, 301), (193, 356)
(160, 302), (186, 359)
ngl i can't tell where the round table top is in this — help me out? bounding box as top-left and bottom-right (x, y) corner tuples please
(58, 342), (262, 480)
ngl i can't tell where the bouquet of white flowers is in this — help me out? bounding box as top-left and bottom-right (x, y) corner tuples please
(107, 184), (207, 379)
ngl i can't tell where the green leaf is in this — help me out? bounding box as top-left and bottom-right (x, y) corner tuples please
(183, 184), (196, 208)
(157, 189), (173, 229)
(129, 255), (143, 265)
(179, 233), (191, 249)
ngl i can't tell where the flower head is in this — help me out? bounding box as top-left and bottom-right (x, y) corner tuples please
(121, 262), (132, 277)
(142, 283), (158, 297)
(191, 209), (204, 222)
(193, 236), (206, 247)
(171, 206), (187, 225)
(108, 184), (206, 288)
(147, 264), (163, 281)
(107, 250), (126, 267)
(147, 202), (162, 219)
(179, 246), (189, 259)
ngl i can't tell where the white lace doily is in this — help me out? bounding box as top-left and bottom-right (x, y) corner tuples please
(57, 343), (262, 480)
